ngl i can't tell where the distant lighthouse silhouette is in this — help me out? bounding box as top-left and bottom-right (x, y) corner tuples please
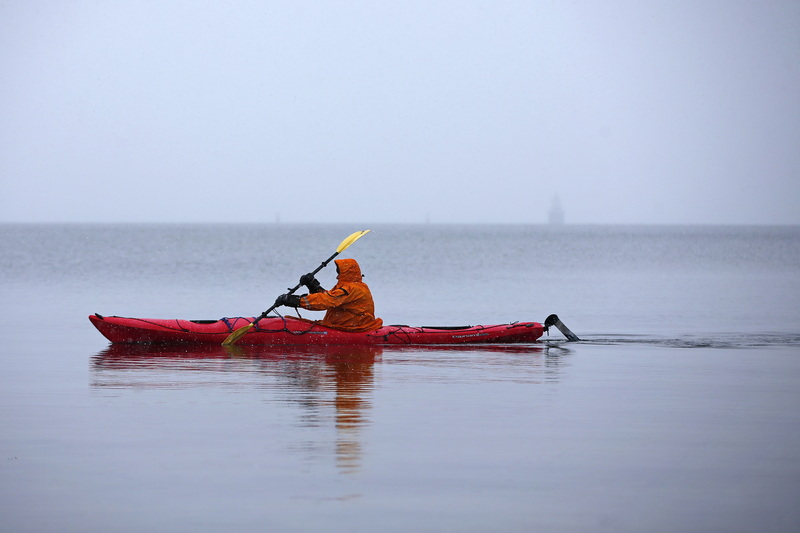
(549, 195), (564, 225)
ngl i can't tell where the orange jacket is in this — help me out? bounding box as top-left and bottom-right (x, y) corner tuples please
(299, 258), (383, 332)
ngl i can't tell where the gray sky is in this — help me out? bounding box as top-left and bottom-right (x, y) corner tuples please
(2, 0), (798, 224)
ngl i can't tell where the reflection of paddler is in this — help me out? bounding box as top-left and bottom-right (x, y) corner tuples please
(326, 345), (379, 424)
(323, 345), (380, 474)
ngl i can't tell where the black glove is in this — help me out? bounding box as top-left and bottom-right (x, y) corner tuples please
(274, 293), (301, 307)
(299, 273), (324, 293)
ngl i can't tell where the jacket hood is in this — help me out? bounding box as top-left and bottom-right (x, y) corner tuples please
(335, 258), (363, 283)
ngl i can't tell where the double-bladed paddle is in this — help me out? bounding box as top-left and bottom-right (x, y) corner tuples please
(222, 230), (371, 345)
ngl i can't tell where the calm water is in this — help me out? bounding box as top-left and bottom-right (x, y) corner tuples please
(1, 224), (799, 532)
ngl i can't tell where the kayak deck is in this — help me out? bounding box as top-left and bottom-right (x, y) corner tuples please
(89, 314), (545, 345)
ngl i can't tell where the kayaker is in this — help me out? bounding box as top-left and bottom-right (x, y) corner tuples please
(274, 258), (383, 332)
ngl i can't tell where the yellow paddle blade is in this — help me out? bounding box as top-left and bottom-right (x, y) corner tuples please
(336, 229), (370, 253)
(222, 322), (254, 345)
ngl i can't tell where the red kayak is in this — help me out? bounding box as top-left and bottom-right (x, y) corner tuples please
(89, 313), (546, 345)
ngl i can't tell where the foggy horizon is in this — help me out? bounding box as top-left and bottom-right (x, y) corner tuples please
(2, 1), (799, 226)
